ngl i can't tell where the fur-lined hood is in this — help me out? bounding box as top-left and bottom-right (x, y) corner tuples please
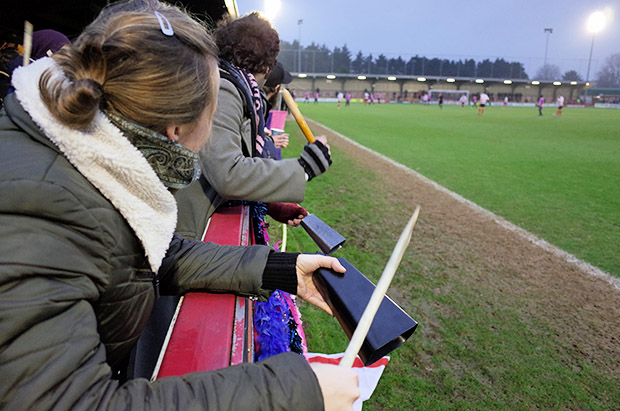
(11, 58), (177, 272)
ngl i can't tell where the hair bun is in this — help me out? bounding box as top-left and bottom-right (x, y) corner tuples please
(40, 1), (218, 132)
(54, 77), (104, 129)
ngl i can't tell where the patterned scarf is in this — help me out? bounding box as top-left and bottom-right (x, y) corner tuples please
(105, 111), (200, 189)
(222, 62), (277, 243)
(233, 65), (266, 156)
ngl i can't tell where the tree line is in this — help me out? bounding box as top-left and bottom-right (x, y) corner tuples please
(279, 40), (528, 79)
(279, 41), (620, 86)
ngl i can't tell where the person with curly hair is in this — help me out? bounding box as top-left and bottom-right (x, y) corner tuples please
(175, 12), (334, 242)
(173, 10), (336, 376)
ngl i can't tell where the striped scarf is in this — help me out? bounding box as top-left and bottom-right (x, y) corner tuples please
(235, 65), (266, 156)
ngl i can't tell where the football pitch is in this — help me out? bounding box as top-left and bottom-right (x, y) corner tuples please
(295, 102), (620, 277)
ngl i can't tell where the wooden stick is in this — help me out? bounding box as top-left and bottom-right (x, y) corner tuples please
(22, 21), (33, 67)
(281, 223), (287, 252)
(281, 88), (316, 143)
(339, 205), (421, 367)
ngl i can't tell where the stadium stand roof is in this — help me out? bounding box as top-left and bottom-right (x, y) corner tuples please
(290, 72), (587, 88)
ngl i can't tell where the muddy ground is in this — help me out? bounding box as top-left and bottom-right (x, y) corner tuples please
(308, 119), (620, 378)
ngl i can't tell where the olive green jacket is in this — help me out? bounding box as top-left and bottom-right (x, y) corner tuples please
(0, 61), (323, 410)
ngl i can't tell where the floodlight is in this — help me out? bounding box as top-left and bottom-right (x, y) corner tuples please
(587, 11), (606, 34)
(387, 76), (397, 81)
(475, 79), (484, 84)
(504, 80), (513, 84)
(586, 82), (590, 86)
(553, 81), (561, 86)
(585, 10), (608, 83)
(446, 78), (456, 83)
(326, 74), (336, 79)
(570, 81), (578, 85)
(417, 77), (426, 82)
(543, 27), (553, 66)
(263, 0), (281, 22)
(531, 80), (540, 85)
(357, 75), (367, 80)
(298, 73), (308, 78)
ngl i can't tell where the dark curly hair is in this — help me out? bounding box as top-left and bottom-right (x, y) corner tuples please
(215, 12), (279, 74)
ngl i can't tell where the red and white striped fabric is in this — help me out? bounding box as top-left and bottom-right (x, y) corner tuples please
(307, 353), (390, 411)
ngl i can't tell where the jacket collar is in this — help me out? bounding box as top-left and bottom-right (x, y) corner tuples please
(3, 92), (59, 153)
(11, 58), (177, 272)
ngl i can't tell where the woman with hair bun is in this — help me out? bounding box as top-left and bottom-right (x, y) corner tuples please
(0, 1), (358, 410)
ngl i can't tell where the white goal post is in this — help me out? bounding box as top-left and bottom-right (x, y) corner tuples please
(429, 89), (469, 103)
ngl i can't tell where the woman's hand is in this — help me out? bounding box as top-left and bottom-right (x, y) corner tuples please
(310, 363), (360, 411)
(295, 254), (345, 315)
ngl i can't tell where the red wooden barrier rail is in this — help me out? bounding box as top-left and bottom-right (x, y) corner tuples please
(153, 205), (254, 378)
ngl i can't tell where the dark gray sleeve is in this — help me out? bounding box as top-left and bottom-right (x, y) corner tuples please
(158, 234), (273, 299)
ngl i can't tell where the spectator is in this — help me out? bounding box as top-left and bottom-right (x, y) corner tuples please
(175, 12), (332, 243)
(1, 29), (70, 103)
(173, 10), (334, 368)
(261, 60), (292, 150)
(0, 1), (358, 409)
(260, 61), (295, 160)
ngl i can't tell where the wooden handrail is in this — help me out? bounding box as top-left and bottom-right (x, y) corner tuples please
(153, 205), (254, 378)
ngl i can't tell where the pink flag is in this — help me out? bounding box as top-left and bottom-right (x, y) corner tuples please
(267, 110), (288, 131)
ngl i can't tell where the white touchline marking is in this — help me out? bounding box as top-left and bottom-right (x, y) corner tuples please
(308, 119), (620, 291)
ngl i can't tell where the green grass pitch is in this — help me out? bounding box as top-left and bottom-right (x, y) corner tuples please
(295, 102), (620, 277)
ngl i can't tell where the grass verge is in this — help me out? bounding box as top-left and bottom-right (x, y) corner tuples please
(269, 121), (620, 410)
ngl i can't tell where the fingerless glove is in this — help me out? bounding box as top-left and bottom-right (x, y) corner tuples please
(267, 202), (308, 224)
(298, 140), (332, 181)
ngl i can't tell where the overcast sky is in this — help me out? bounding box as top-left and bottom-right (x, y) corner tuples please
(237, 0), (619, 79)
